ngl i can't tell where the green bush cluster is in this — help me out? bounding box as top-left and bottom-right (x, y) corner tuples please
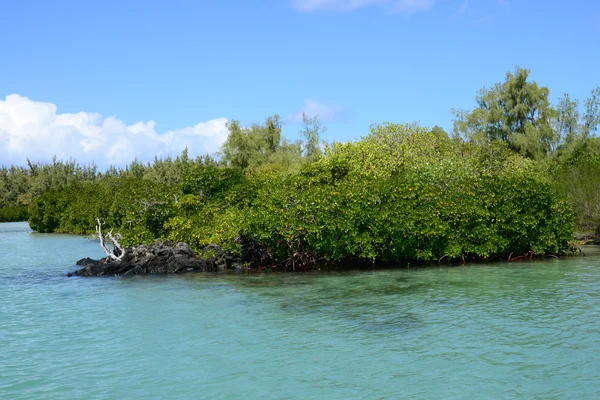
(3, 67), (598, 240)
(238, 125), (573, 264)
(27, 123), (575, 267)
(29, 178), (180, 243)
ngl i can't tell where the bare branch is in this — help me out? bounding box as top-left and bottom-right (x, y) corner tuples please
(107, 231), (125, 259)
(96, 218), (124, 261)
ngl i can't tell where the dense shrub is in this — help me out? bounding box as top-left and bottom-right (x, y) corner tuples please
(28, 123), (575, 268)
(551, 139), (600, 233)
(238, 129), (573, 265)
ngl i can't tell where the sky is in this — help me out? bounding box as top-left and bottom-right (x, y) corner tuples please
(0, 0), (599, 167)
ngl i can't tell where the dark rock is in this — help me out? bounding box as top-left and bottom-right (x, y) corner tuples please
(76, 257), (99, 266)
(202, 244), (224, 258)
(71, 240), (217, 277)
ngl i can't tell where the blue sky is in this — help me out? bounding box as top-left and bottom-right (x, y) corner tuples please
(1, 0), (599, 166)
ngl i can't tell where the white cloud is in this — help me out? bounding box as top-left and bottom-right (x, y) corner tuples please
(289, 99), (346, 123)
(0, 94), (229, 167)
(292, 0), (435, 13)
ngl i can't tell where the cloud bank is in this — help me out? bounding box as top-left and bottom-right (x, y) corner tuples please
(292, 0), (435, 13)
(0, 94), (229, 167)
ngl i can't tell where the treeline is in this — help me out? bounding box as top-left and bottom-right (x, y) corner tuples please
(26, 123), (575, 267)
(0, 153), (214, 222)
(0, 114), (322, 222)
(0, 205), (29, 222)
(2, 67), (599, 268)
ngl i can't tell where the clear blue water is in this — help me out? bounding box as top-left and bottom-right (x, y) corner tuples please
(1, 221), (600, 399)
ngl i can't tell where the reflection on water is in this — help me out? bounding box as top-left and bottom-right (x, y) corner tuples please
(1, 222), (599, 399)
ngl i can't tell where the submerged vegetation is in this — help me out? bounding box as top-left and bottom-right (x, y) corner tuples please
(1, 67), (599, 269)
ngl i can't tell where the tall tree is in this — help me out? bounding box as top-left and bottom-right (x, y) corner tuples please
(453, 67), (556, 159)
(583, 87), (600, 138)
(221, 116), (286, 170)
(300, 113), (324, 161)
(221, 120), (254, 170)
(264, 115), (283, 154)
(554, 94), (580, 150)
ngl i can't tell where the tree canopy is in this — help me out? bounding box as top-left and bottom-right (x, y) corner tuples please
(453, 67), (556, 159)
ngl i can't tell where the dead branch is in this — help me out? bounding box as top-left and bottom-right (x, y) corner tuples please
(96, 218), (124, 261)
(107, 230), (125, 258)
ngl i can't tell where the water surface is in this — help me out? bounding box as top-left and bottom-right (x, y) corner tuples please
(1, 222), (599, 399)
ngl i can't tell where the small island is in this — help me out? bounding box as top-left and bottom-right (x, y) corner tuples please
(2, 68), (600, 273)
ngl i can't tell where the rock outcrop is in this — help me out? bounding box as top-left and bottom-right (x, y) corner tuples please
(69, 241), (227, 277)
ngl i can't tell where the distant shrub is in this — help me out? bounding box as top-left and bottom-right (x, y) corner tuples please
(0, 205), (29, 222)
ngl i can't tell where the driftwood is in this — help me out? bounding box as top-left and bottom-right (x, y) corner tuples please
(95, 218), (124, 261)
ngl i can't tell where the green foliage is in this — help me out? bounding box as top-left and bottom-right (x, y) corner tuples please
(24, 120), (576, 267)
(0, 205), (29, 222)
(29, 177), (181, 242)
(220, 115), (307, 171)
(452, 67), (599, 234)
(239, 126), (573, 264)
(164, 164), (251, 252)
(9, 66), (598, 266)
(453, 67), (557, 159)
(583, 87), (600, 137)
(454, 68), (599, 161)
(554, 94), (580, 150)
(300, 112), (324, 161)
(551, 138), (600, 233)
(181, 164), (243, 199)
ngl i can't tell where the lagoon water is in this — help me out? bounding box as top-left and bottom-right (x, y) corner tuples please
(1, 221), (599, 399)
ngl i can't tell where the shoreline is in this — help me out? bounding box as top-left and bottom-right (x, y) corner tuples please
(2, 222), (598, 275)
(69, 241), (600, 277)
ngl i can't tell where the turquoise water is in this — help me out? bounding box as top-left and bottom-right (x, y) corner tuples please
(1, 222), (599, 399)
